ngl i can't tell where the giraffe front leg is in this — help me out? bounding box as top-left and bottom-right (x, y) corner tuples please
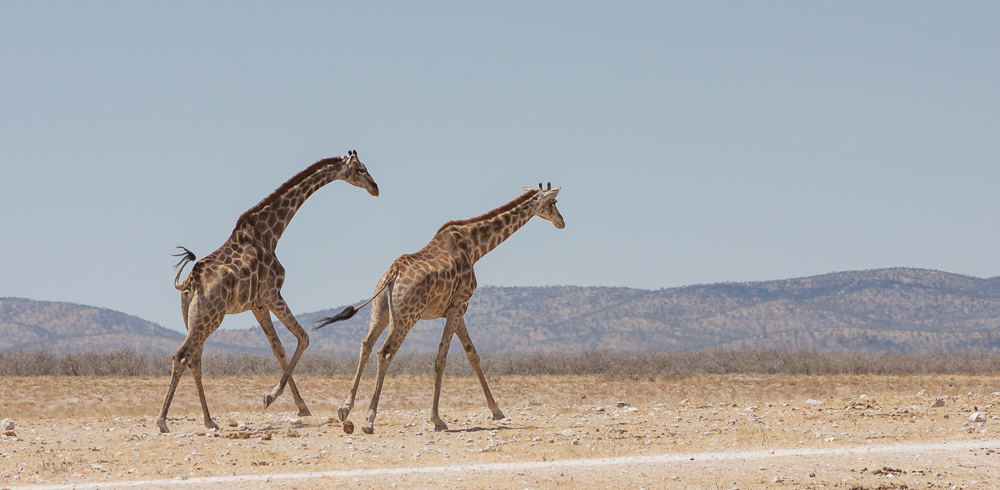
(456, 318), (506, 421)
(253, 308), (310, 416)
(265, 297), (309, 409)
(430, 315), (460, 431)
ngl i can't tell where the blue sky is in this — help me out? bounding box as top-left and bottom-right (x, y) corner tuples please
(2, 2), (999, 333)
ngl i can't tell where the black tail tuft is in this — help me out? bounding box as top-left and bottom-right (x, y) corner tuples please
(315, 306), (358, 329)
(172, 246), (196, 269)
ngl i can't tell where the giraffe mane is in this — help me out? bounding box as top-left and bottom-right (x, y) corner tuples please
(234, 157), (345, 230)
(436, 189), (539, 233)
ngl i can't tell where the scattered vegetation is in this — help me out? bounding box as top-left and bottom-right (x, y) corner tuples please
(6, 348), (1000, 378)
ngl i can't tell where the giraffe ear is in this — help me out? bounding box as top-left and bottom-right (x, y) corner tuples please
(546, 182), (551, 190)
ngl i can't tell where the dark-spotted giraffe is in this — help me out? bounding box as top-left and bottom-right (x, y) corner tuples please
(317, 183), (564, 434)
(156, 151), (379, 433)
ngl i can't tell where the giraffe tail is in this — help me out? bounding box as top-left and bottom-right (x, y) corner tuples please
(172, 246), (197, 290)
(315, 266), (397, 330)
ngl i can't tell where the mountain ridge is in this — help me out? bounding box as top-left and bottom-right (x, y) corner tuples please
(4, 268), (1000, 355)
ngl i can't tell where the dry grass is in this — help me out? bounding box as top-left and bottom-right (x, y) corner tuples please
(6, 348), (1000, 378)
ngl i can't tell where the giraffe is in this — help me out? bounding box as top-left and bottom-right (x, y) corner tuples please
(156, 151), (379, 433)
(316, 183), (564, 434)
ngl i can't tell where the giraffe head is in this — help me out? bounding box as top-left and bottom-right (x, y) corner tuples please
(525, 182), (564, 229)
(340, 150), (379, 196)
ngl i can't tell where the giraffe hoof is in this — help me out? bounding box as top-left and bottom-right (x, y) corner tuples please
(337, 406), (351, 422)
(263, 394), (275, 409)
(157, 419), (170, 434)
(206, 420), (220, 431)
(430, 416), (448, 431)
(297, 407), (312, 417)
(361, 423), (374, 435)
(492, 411), (507, 421)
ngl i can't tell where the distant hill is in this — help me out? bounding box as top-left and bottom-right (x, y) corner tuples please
(6, 268), (1000, 355)
(0, 298), (183, 354)
(0, 298), (243, 354)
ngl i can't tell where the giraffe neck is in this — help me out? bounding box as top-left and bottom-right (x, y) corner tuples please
(454, 193), (540, 263)
(233, 158), (345, 250)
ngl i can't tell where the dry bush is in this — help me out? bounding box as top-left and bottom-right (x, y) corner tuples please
(5, 348), (1000, 378)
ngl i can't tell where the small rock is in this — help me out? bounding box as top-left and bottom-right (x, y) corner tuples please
(804, 399), (823, 407)
(276, 415), (305, 428)
(560, 429), (575, 437)
(343, 420), (355, 434)
(970, 412), (988, 423)
(772, 475), (786, 483)
(916, 389), (929, 397)
(0, 419), (13, 431)
(679, 398), (689, 405)
(931, 397), (946, 408)
(859, 394), (868, 400)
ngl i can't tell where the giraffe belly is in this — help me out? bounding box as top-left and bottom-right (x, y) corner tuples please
(419, 289), (455, 320)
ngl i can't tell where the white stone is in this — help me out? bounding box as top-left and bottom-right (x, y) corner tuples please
(969, 412), (988, 423)
(804, 399), (823, 407)
(0, 419), (13, 431)
(560, 429), (575, 437)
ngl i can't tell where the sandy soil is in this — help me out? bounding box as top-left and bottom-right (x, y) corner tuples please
(2, 373), (1000, 488)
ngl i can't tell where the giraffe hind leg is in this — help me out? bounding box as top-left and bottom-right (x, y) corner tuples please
(189, 350), (220, 430)
(157, 305), (223, 433)
(156, 337), (200, 433)
(340, 294), (390, 422)
(362, 323), (411, 434)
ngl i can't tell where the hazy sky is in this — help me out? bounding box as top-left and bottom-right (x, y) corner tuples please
(2, 3), (999, 333)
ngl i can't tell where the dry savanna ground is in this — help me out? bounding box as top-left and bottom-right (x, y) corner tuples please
(3, 373), (1000, 488)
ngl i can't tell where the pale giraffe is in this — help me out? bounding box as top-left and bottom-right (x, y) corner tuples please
(156, 151), (379, 433)
(316, 183), (564, 434)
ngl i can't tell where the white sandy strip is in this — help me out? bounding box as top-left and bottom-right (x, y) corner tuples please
(13, 439), (1000, 489)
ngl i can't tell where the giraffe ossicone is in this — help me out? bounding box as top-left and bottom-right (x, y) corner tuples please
(317, 185), (564, 434)
(155, 152), (379, 434)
